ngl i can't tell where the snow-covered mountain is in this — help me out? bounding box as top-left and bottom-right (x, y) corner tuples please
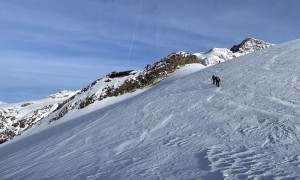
(194, 37), (273, 66)
(0, 38), (272, 144)
(230, 37), (274, 55)
(1, 39), (300, 179)
(0, 51), (199, 143)
(0, 91), (77, 143)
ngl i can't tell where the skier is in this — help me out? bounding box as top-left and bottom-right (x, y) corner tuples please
(212, 75), (216, 84)
(215, 76), (220, 87)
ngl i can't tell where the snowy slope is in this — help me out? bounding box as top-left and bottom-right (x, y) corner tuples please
(1, 39), (300, 179)
(194, 38), (273, 66)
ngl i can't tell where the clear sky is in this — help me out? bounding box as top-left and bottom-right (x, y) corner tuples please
(0, 0), (299, 102)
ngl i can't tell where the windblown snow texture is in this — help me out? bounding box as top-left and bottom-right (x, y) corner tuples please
(1, 39), (300, 179)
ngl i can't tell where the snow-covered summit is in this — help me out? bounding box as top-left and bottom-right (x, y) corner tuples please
(230, 37), (274, 55)
(194, 48), (234, 66)
(194, 37), (273, 66)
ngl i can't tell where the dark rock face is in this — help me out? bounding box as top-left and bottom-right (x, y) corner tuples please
(50, 51), (199, 122)
(230, 38), (273, 54)
(107, 70), (135, 78)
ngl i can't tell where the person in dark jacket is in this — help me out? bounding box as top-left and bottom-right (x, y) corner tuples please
(212, 75), (216, 84)
(215, 76), (220, 87)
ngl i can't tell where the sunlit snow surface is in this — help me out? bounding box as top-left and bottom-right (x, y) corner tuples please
(1, 40), (300, 179)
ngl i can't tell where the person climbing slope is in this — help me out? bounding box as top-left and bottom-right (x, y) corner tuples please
(212, 75), (216, 85)
(215, 76), (220, 87)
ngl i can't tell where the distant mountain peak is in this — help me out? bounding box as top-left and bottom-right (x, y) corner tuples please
(194, 37), (274, 66)
(230, 37), (274, 54)
(0, 91), (76, 144)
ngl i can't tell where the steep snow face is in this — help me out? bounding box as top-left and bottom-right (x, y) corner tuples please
(1, 39), (300, 179)
(194, 38), (273, 66)
(0, 90), (77, 143)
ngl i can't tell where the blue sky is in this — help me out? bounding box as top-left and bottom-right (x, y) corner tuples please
(0, 0), (299, 102)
